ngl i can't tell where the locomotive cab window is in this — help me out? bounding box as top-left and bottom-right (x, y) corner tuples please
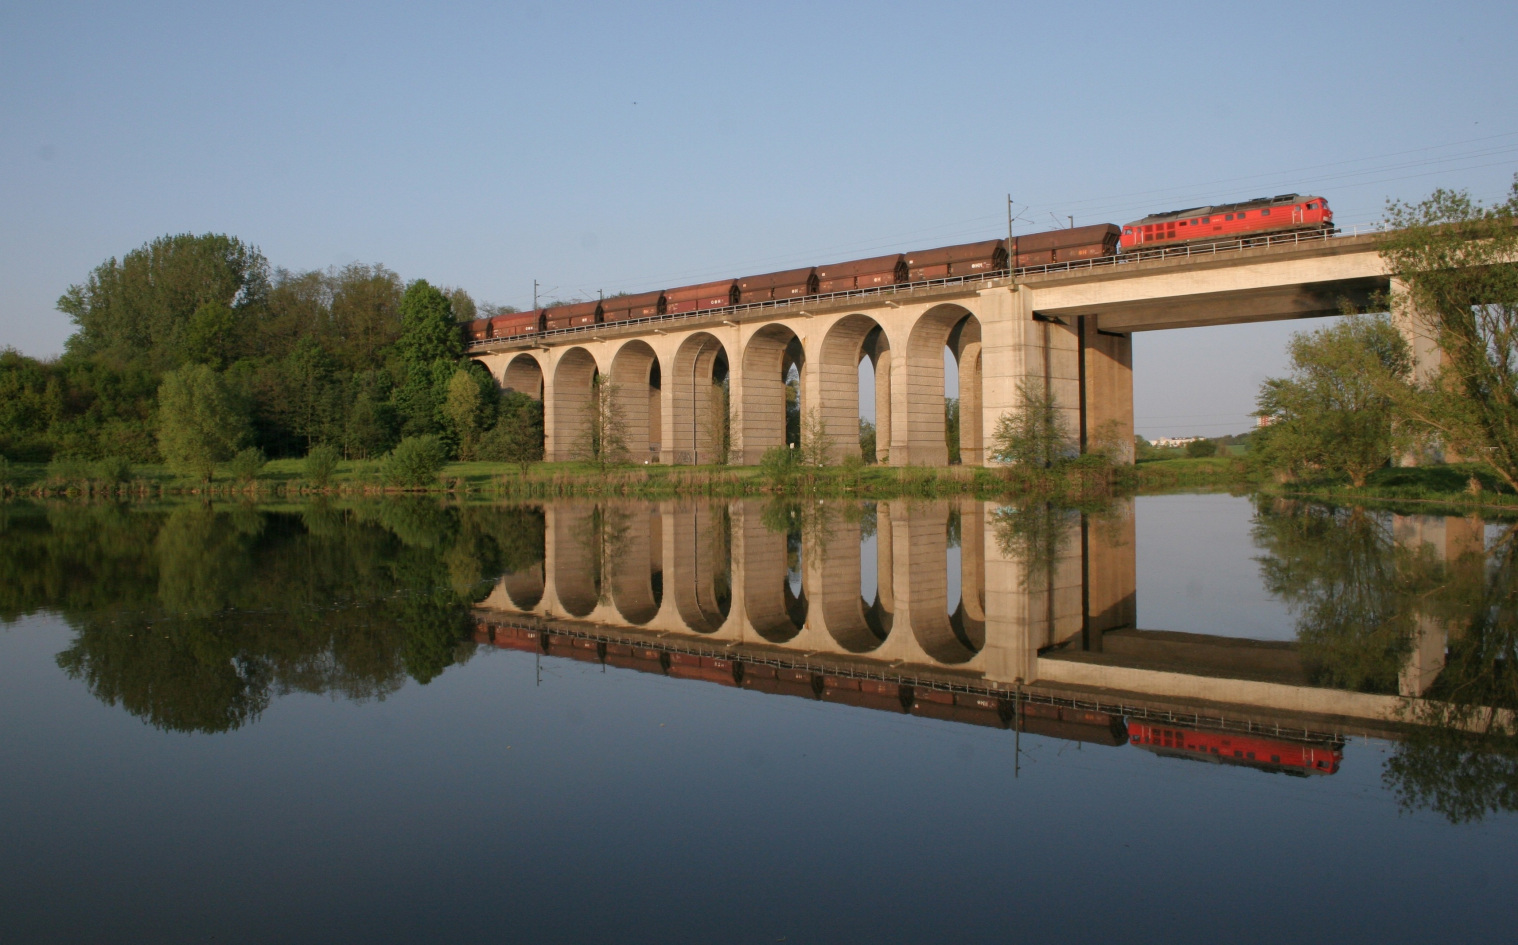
(1306, 202), (1316, 209)
(1224, 214), (1233, 220)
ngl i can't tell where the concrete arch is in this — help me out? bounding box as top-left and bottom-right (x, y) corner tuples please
(901, 304), (979, 466)
(610, 341), (662, 463)
(817, 314), (886, 464)
(948, 317), (983, 465)
(671, 333), (729, 465)
(551, 348), (600, 461)
(502, 353), (545, 400)
(740, 323), (803, 465)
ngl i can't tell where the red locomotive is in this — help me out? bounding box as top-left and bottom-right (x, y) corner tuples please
(1119, 194), (1332, 251)
(1128, 720), (1342, 776)
(464, 191), (1334, 343)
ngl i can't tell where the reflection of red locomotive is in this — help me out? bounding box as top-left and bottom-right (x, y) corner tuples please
(1128, 721), (1342, 777)
(466, 191), (1335, 345)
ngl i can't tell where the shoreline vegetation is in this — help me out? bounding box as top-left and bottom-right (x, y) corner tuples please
(6, 454), (1518, 515)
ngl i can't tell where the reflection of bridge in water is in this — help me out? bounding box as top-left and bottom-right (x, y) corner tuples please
(478, 499), (1485, 753)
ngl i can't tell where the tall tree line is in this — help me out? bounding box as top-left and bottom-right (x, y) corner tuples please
(2, 232), (532, 465)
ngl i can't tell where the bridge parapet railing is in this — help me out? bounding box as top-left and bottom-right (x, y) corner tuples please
(467, 223), (1389, 351)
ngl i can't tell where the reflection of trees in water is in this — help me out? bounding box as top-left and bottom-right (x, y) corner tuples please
(1386, 525), (1518, 823)
(991, 501), (1080, 588)
(1, 500), (544, 734)
(1251, 498), (1518, 822)
(1251, 500), (1440, 694)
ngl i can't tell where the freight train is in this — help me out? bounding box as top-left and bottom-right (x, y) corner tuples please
(467, 193), (1332, 343)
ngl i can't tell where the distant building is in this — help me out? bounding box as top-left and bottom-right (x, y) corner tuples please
(1152, 436), (1205, 449)
(1256, 415), (1279, 428)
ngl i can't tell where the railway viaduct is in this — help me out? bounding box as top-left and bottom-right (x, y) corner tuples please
(470, 231), (1421, 465)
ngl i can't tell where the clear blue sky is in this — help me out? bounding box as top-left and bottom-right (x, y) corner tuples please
(2, 0), (1514, 437)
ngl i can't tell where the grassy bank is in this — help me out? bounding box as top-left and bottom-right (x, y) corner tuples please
(1260, 463), (1518, 514)
(1, 456), (1123, 502)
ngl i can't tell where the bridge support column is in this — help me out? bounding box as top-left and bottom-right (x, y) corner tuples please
(980, 285), (1081, 466)
(1391, 278), (1449, 466)
(1079, 318), (1134, 463)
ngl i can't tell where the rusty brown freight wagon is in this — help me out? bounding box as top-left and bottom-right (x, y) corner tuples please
(736, 267), (818, 303)
(1011, 224), (1120, 267)
(815, 254), (907, 293)
(542, 300), (601, 330)
(663, 280), (738, 315)
(490, 310), (546, 338)
(600, 290), (665, 323)
(904, 239), (1008, 281)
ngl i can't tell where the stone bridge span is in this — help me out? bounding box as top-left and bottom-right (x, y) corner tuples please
(471, 234), (1404, 465)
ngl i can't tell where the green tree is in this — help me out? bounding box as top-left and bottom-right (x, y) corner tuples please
(228, 447), (267, 484)
(1252, 316), (1411, 487)
(1185, 437), (1218, 458)
(945, 396), (961, 464)
(1381, 177), (1518, 490)
(859, 418), (877, 463)
(396, 279), (462, 365)
(303, 443), (341, 486)
(157, 364), (250, 483)
(798, 406), (834, 467)
(57, 233), (269, 370)
(282, 336), (343, 450)
(443, 367), (498, 460)
(577, 376), (629, 468)
(991, 378), (1074, 469)
(478, 391), (544, 473)
(382, 435), (449, 488)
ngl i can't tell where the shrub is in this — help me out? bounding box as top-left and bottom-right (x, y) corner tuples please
(760, 445), (797, 485)
(382, 435), (448, 488)
(94, 456), (132, 483)
(0, 455), (11, 488)
(303, 443), (341, 487)
(45, 454), (92, 483)
(1185, 438), (1217, 458)
(228, 447), (267, 483)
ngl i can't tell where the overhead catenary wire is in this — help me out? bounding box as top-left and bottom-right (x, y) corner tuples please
(512, 132), (1518, 310)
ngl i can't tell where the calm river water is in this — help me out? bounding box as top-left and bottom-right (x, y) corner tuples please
(2, 493), (1517, 943)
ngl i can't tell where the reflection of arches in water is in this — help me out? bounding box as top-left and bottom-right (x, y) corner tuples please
(951, 500), (986, 652)
(672, 504), (732, 633)
(785, 526), (808, 629)
(503, 563), (544, 610)
(552, 505), (601, 618)
(905, 502), (981, 665)
(822, 504), (890, 654)
(609, 504), (661, 625)
(742, 502), (805, 643)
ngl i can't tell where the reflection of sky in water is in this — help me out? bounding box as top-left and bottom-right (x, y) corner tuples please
(860, 531), (877, 603)
(1136, 494), (1296, 641)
